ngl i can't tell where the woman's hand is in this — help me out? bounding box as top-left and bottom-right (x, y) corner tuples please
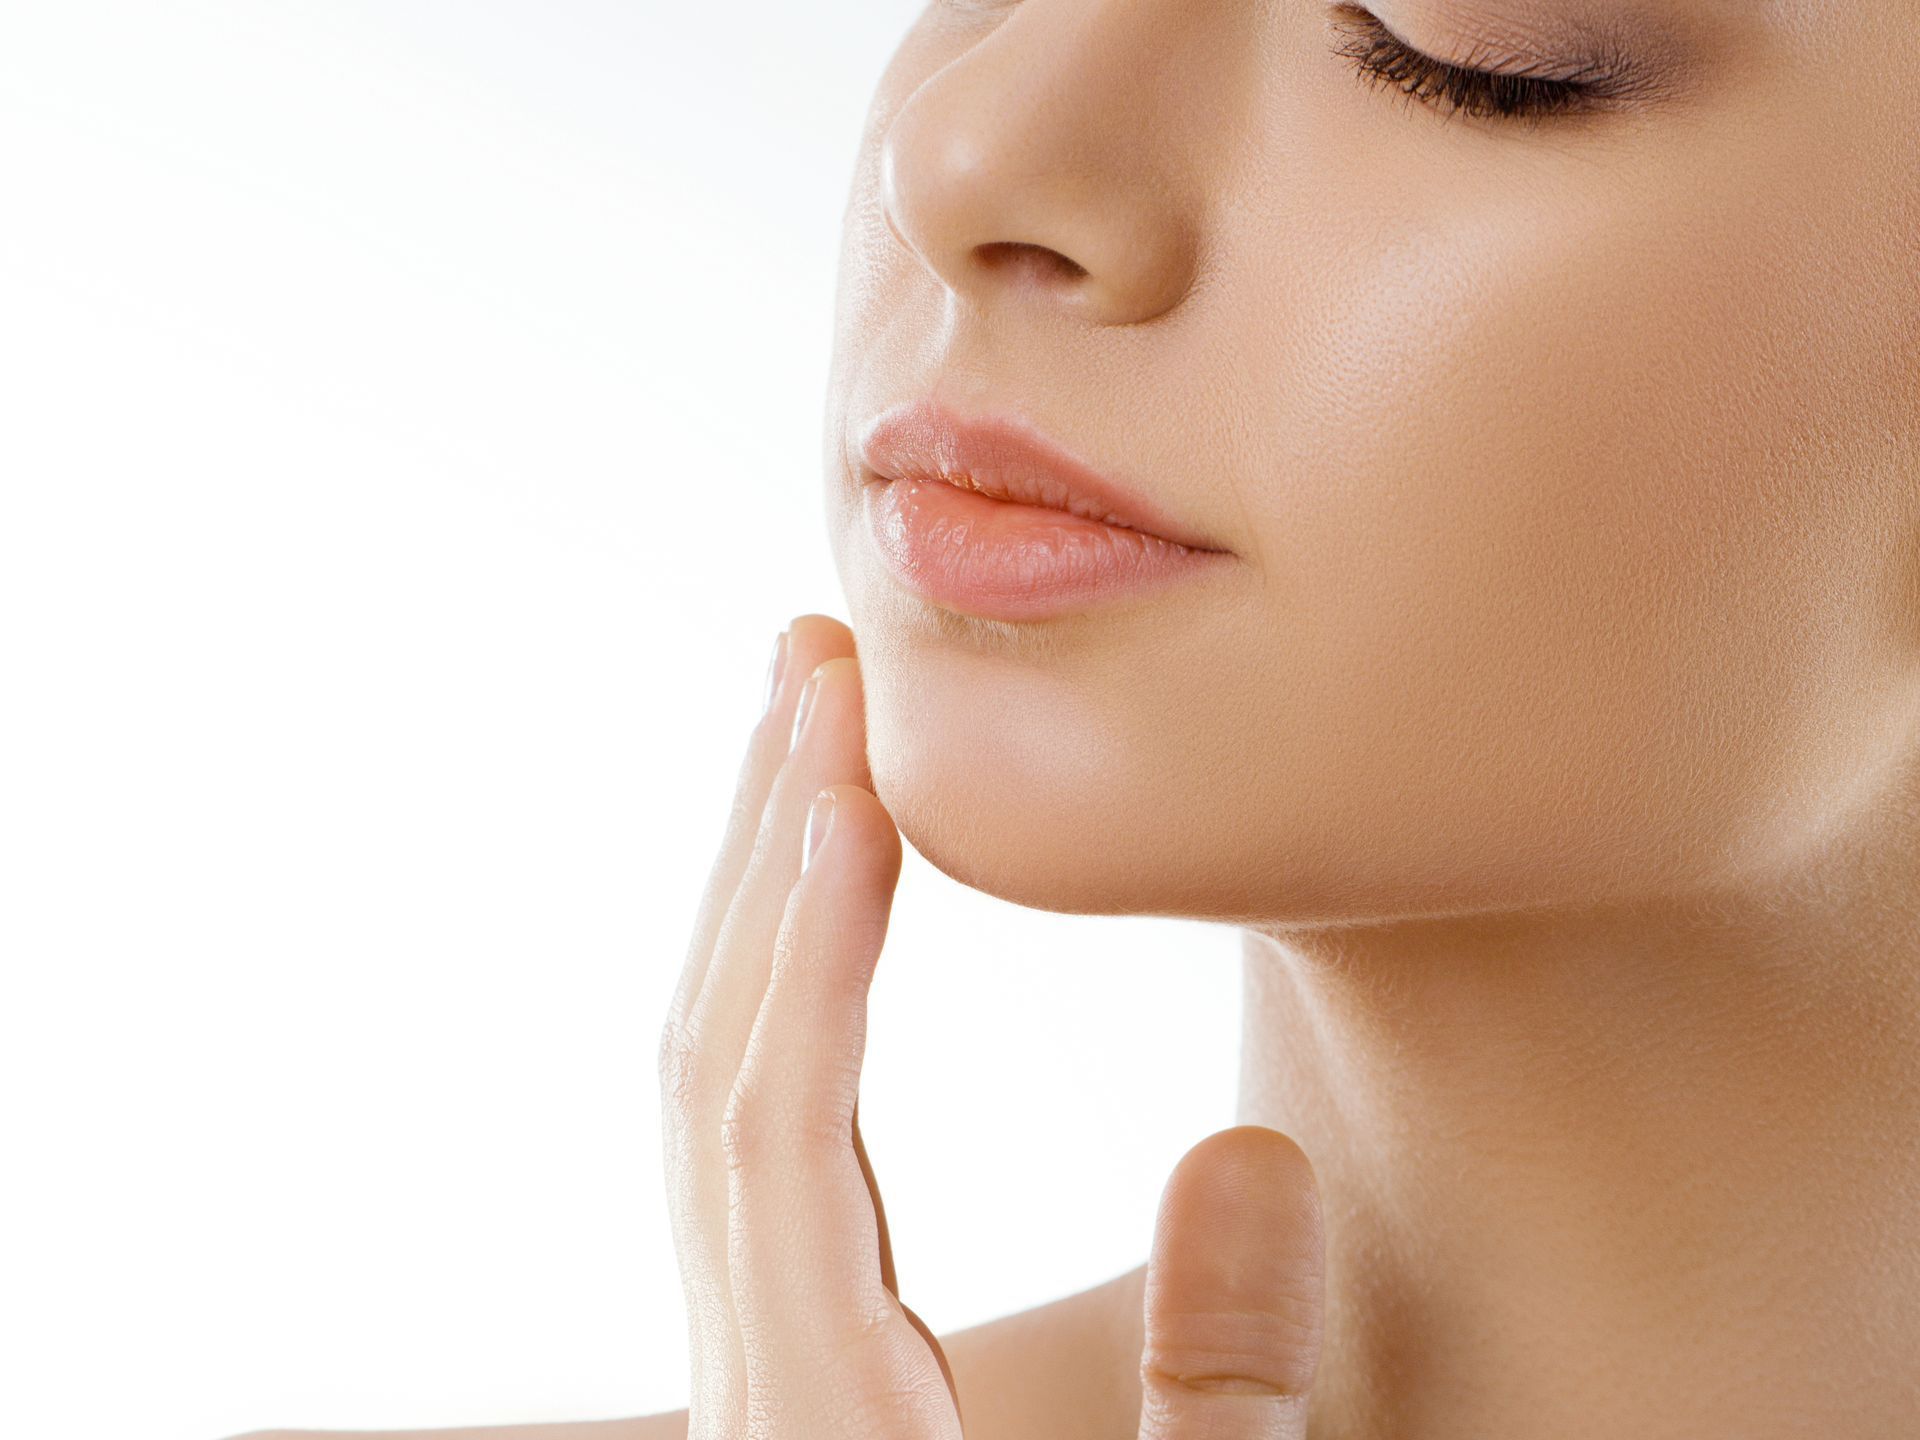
(658, 613), (1327, 1439)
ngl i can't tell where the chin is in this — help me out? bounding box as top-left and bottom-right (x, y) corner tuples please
(853, 641), (1628, 932)
(852, 637), (1154, 913)
(855, 656), (1277, 921)
(866, 731), (1153, 915)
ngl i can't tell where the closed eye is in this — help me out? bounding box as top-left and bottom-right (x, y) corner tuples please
(1328, 3), (1622, 124)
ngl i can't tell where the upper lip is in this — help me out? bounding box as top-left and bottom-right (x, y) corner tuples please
(854, 397), (1228, 553)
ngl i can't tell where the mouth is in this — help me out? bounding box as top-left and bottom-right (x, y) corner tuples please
(854, 397), (1231, 555)
(852, 398), (1235, 622)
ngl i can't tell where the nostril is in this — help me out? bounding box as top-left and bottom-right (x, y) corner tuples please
(975, 239), (1089, 281)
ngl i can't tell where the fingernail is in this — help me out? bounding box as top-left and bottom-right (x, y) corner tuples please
(762, 629), (789, 717)
(802, 788), (836, 873)
(789, 664), (825, 752)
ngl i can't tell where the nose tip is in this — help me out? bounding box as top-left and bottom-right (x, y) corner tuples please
(875, 13), (1206, 328)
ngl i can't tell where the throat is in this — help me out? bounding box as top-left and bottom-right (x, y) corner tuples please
(1232, 909), (1920, 1438)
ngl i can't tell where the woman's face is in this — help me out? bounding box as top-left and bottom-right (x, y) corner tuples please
(821, 0), (1919, 924)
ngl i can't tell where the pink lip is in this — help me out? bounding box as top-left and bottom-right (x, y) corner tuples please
(854, 398), (1232, 622)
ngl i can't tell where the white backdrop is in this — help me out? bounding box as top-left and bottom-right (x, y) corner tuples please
(0, 5), (1243, 1437)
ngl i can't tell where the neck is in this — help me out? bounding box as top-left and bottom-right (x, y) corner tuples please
(1235, 828), (1920, 1437)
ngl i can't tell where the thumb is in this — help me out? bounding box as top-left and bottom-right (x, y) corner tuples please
(1136, 1125), (1325, 1440)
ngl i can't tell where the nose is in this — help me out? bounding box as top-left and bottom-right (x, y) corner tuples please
(878, 1), (1237, 328)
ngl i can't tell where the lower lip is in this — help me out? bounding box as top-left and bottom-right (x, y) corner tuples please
(861, 475), (1231, 622)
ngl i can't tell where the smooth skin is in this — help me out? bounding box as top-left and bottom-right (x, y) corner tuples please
(242, 0), (1920, 1434)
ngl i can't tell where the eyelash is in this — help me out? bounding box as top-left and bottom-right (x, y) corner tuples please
(1328, 4), (1613, 124)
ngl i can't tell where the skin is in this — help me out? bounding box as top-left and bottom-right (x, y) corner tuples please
(239, 0), (1920, 1435)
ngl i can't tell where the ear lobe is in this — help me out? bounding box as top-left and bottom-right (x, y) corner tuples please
(1136, 1124), (1325, 1439)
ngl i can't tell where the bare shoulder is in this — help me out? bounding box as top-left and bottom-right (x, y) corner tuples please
(939, 1260), (1146, 1440)
(226, 1263), (1145, 1440)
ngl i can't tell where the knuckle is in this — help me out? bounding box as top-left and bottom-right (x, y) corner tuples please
(825, 1302), (897, 1364)
(1140, 1303), (1321, 1400)
(719, 1066), (851, 1174)
(656, 1016), (714, 1117)
(717, 1079), (770, 1170)
(816, 1312), (957, 1432)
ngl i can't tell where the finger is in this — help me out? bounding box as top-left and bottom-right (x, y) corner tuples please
(1136, 1126), (1325, 1440)
(686, 652), (872, 1038)
(723, 784), (960, 1435)
(850, 1100), (897, 1297)
(725, 783), (899, 1347)
(663, 614), (855, 1037)
(681, 654), (873, 1123)
(664, 651), (875, 1439)
(853, 1100), (964, 1427)
(657, 615), (854, 1440)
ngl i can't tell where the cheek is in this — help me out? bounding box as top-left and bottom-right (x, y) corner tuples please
(1220, 100), (1912, 905)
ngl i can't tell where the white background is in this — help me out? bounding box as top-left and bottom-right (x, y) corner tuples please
(0, 5), (1243, 1437)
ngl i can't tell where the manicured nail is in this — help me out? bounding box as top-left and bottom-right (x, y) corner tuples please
(802, 788), (836, 873)
(790, 664), (825, 752)
(762, 630), (789, 717)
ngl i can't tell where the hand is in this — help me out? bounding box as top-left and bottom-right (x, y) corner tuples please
(659, 613), (1327, 1438)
